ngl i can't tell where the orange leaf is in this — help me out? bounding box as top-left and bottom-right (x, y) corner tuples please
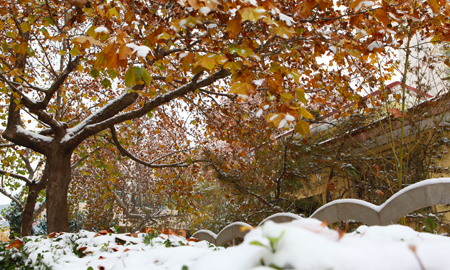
(428, 0), (440, 13)
(188, 0), (201, 9)
(373, 9), (390, 26)
(187, 238), (200, 242)
(6, 239), (24, 251)
(240, 226), (254, 232)
(226, 18), (242, 36)
(375, 190), (385, 198)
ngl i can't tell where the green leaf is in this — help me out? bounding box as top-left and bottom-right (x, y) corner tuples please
(2, 40), (8, 52)
(250, 240), (266, 247)
(141, 68), (152, 85)
(44, 17), (55, 26)
(26, 47), (35, 56)
(108, 68), (117, 79)
(69, 48), (81, 57)
(90, 68), (100, 79)
(125, 67), (136, 86)
(107, 7), (120, 19)
(101, 78), (112, 89)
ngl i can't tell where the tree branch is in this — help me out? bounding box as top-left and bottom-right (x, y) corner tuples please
(0, 143), (15, 148)
(110, 125), (207, 168)
(71, 147), (103, 169)
(76, 69), (231, 144)
(0, 188), (23, 212)
(0, 169), (32, 185)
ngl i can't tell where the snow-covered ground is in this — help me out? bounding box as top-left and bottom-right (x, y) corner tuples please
(3, 218), (450, 270)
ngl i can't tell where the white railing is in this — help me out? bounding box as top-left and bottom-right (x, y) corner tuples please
(192, 178), (450, 246)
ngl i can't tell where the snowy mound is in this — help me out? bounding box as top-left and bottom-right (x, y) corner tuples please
(2, 218), (450, 270)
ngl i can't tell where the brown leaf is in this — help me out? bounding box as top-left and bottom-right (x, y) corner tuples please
(327, 182), (335, 191)
(126, 233), (139, 238)
(388, 108), (405, 118)
(294, 0), (318, 19)
(99, 256), (106, 260)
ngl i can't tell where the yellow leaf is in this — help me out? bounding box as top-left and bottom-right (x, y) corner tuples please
(294, 119), (313, 137)
(430, 33), (441, 44)
(229, 45), (253, 58)
(107, 7), (120, 20)
(298, 107), (314, 119)
(20, 22), (31, 33)
(73, 36), (102, 47)
(230, 82), (256, 96)
(196, 54), (217, 70)
(17, 42), (28, 55)
(240, 7), (267, 22)
(280, 92), (293, 101)
(345, 48), (361, 58)
(296, 88), (307, 104)
(157, 32), (172, 40)
(224, 61), (242, 72)
(183, 16), (200, 28)
(270, 26), (295, 39)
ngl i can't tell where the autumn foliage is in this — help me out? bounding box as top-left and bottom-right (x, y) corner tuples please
(0, 0), (449, 233)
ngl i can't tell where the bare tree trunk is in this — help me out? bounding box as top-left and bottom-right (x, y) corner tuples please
(46, 149), (73, 233)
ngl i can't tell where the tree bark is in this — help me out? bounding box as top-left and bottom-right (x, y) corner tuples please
(46, 148), (73, 233)
(20, 167), (48, 237)
(21, 184), (41, 236)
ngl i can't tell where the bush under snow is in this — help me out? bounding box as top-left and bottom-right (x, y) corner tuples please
(1, 218), (449, 270)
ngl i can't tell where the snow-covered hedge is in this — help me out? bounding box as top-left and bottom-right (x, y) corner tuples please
(1, 218), (450, 270)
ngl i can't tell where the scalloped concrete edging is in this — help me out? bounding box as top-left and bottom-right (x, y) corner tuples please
(191, 178), (450, 246)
